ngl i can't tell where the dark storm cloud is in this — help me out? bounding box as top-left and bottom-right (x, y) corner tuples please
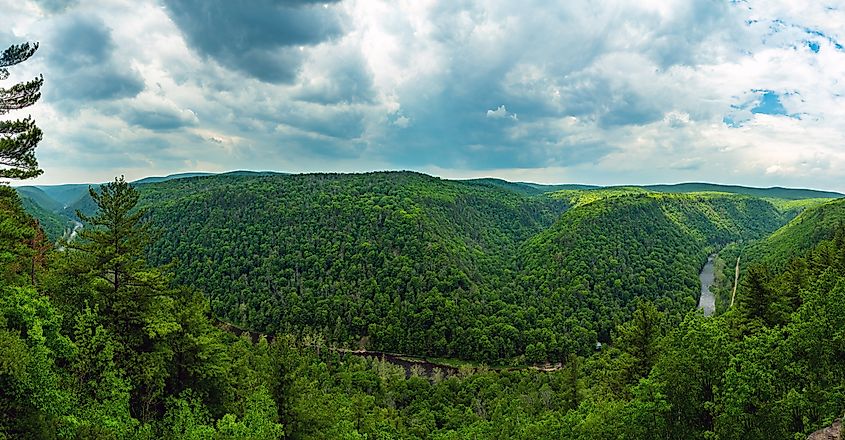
(44, 15), (143, 106)
(162, 0), (346, 83)
(9, 0), (843, 192)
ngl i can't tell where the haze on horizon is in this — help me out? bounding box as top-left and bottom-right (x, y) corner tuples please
(3, 0), (845, 192)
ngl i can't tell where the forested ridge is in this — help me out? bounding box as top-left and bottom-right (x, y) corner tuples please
(126, 173), (789, 364)
(3, 26), (842, 439)
(3, 175), (845, 438)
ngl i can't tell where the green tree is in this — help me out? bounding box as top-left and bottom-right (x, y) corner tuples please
(74, 176), (157, 296)
(736, 264), (782, 330)
(0, 42), (43, 180)
(71, 176), (177, 421)
(615, 299), (665, 379)
(0, 285), (74, 437)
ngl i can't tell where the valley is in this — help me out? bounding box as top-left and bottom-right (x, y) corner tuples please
(15, 171), (837, 363)
(4, 3), (845, 436)
(5, 171), (845, 439)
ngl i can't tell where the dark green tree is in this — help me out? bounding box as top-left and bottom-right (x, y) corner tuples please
(74, 176), (155, 296)
(737, 264), (781, 329)
(615, 299), (665, 379)
(0, 42), (43, 180)
(71, 176), (175, 421)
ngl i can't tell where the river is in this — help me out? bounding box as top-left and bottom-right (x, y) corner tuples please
(698, 254), (716, 316)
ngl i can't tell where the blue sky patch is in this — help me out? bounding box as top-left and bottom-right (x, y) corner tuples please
(722, 115), (740, 128)
(804, 28), (844, 50)
(751, 91), (787, 115)
(724, 89), (802, 128)
(807, 41), (820, 52)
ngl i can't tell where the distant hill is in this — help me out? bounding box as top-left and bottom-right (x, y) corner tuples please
(463, 178), (599, 195)
(14, 186), (63, 212)
(218, 170), (285, 178)
(20, 183), (97, 208)
(132, 172), (215, 184)
(14, 171), (275, 225)
(640, 182), (843, 200)
(462, 179), (843, 200)
(18, 195), (76, 241)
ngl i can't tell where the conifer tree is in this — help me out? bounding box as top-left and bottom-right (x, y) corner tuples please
(0, 42), (43, 180)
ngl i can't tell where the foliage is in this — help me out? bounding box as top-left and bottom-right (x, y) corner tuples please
(133, 174), (787, 363)
(1, 169), (844, 438)
(0, 42), (43, 180)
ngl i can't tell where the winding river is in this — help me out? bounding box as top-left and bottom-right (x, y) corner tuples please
(698, 254), (716, 316)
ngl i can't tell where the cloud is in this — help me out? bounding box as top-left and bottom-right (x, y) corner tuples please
(43, 14), (144, 106)
(292, 38), (375, 104)
(392, 115), (410, 128)
(161, 0), (347, 83)
(31, 0), (77, 13)
(3, 0), (845, 192)
(486, 105), (517, 120)
(119, 93), (199, 131)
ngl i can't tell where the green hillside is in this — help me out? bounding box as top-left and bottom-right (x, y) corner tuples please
(715, 199), (845, 289)
(132, 171), (215, 184)
(641, 182), (843, 200)
(18, 195), (74, 241)
(140, 171), (568, 361)
(4, 172), (845, 439)
(463, 178), (598, 195)
(14, 186), (63, 212)
(15, 172), (809, 363)
(519, 191), (787, 341)
(122, 173), (789, 363)
(752, 198), (845, 265)
(25, 182), (97, 207)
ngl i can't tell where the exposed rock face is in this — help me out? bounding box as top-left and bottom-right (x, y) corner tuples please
(808, 419), (842, 440)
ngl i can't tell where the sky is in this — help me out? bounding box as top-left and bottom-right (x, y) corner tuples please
(2, 0), (845, 191)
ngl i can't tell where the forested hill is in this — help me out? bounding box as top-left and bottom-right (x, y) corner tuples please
(139, 171), (569, 361)
(5, 173), (845, 438)
(711, 197), (845, 312)
(744, 198), (845, 267)
(93, 171), (789, 363)
(520, 192), (787, 337)
(641, 182), (844, 200)
(16, 171), (837, 362)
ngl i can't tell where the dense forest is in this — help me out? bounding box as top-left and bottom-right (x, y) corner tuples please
(132, 173), (793, 363)
(3, 172), (845, 438)
(2, 14), (843, 437)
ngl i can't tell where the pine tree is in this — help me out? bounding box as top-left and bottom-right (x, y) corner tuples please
(0, 42), (43, 180)
(74, 176), (154, 298)
(737, 264), (783, 329)
(616, 299), (665, 379)
(71, 176), (178, 421)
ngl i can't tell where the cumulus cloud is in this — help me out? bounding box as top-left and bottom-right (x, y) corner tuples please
(43, 14), (144, 106)
(2, 0), (845, 192)
(161, 0), (347, 83)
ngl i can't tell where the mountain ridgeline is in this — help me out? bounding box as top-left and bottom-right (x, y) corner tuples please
(7, 171), (845, 438)
(18, 171), (809, 363)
